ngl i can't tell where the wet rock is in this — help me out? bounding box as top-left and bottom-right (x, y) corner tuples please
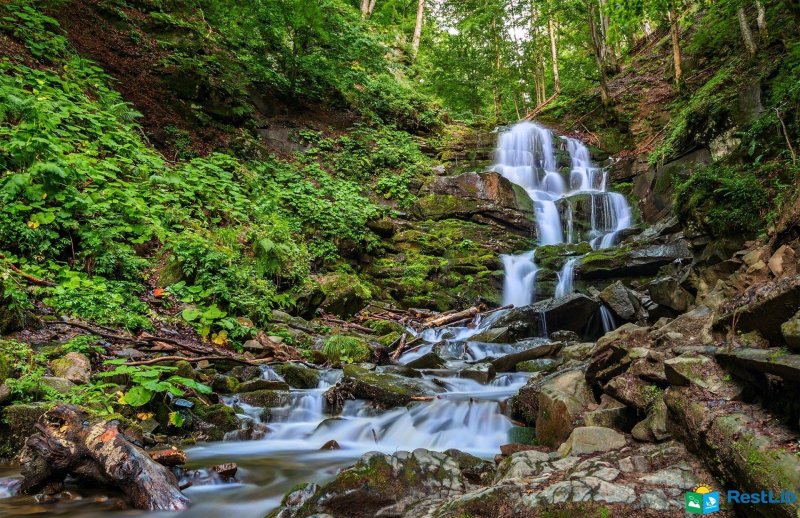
(507, 426), (537, 445)
(236, 379), (291, 393)
(274, 363), (320, 389)
(277, 449), (468, 517)
(713, 275), (800, 342)
(550, 330), (581, 343)
(471, 294), (600, 343)
(603, 373), (661, 412)
(585, 323), (651, 389)
(580, 240), (692, 280)
(212, 463), (238, 480)
(189, 401), (240, 441)
(458, 362), (496, 383)
(511, 370), (592, 446)
(272, 482), (319, 518)
(0, 403), (48, 459)
(490, 341), (563, 372)
(233, 390), (291, 408)
(413, 171), (535, 235)
(562, 342), (596, 361)
(405, 351), (445, 369)
(557, 426), (626, 457)
(443, 448), (495, 484)
(223, 422), (270, 441)
(494, 449), (557, 482)
(149, 447), (187, 466)
(49, 352), (91, 385)
(320, 440), (340, 450)
(599, 281), (639, 321)
(211, 375), (240, 394)
(343, 364), (430, 408)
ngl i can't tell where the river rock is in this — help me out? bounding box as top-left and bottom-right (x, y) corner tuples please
(274, 449), (469, 517)
(274, 363), (321, 389)
(236, 379), (291, 393)
(471, 294), (600, 343)
(50, 352), (91, 385)
(405, 352), (445, 369)
(233, 389), (291, 408)
(413, 171), (535, 235)
(579, 240), (692, 280)
(343, 364), (430, 407)
(631, 397), (670, 442)
(557, 426), (627, 457)
(516, 358), (561, 373)
(490, 341), (563, 372)
(458, 363), (496, 383)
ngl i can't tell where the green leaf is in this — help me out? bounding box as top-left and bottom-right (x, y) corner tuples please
(168, 411), (185, 428)
(181, 307), (202, 321)
(119, 386), (153, 407)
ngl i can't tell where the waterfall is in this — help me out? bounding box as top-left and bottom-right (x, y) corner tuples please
(600, 306), (617, 333)
(554, 257), (578, 298)
(491, 121), (633, 305)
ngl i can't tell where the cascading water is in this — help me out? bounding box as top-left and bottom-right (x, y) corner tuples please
(491, 121), (633, 305)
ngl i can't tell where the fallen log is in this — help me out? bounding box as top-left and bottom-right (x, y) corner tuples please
(20, 405), (189, 510)
(422, 306), (483, 329)
(121, 355), (258, 366)
(390, 334), (407, 361)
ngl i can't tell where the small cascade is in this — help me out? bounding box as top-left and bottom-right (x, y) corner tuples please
(554, 257), (578, 298)
(599, 306), (617, 334)
(491, 121), (633, 305)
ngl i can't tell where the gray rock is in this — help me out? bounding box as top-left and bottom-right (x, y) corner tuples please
(781, 309), (800, 350)
(490, 342), (563, 372)
(50, 352), (91, 385)
(599, 281), (638, 321)
(405, 352), (445, 370)
(557, 426), (627, 457)
(713, 275), (800, 342)
(715, 347), (800, 383)
(41, 376), (75, 394)
(458, 363), (495, 383)
(638, 463), (698, 490)
(631, 397), (670, 442)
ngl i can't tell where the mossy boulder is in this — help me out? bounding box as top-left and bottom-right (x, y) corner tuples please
(317, 273), (373, 318)
(189, 400), (239, 441)
(278, 449), (468, 517)
(0, 403), (49, 459)
(234, 389), (291, 408)
(343, 365), (430, 408)
(274, 363), (321, 389)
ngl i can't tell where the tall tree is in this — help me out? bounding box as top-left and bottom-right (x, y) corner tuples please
(412, 0), (426, 57)
(755, 0), (768, 42)
(588, 0), (611, 104)
(737, 4), (758, 56)
(668, 6), (683, 88)
(548, 17), (560, 93)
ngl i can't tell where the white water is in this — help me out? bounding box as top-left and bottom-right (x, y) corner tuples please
(491, 122), (633, 305)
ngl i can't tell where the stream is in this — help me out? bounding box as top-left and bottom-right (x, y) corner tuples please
(0, 120), (631, 517)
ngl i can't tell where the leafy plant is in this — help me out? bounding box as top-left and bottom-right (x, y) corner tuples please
(97, 360), (212, 407)
(321, 335), (371, 364)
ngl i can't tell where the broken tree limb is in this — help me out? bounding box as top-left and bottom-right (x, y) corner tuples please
(422, 306), (483, 329)
(0, 254), (55, 287)
(321, 314), (376, 334)
(121, 355), (258, 366)
(390, 334), (407, 361)
(21, 405), (189, 510)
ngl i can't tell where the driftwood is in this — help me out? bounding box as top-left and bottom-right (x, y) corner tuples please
(121, 355), (259, 366)
(421, 306), (484, 329)
(20, 405), (189, 510)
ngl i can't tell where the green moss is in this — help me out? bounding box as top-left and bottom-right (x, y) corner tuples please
(0, 403), (50, 459)
(274, 363), (320, 389)
(322, 335), (371, 364)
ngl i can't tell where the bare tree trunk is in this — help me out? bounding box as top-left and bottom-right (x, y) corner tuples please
(411, 0), (425, 57)
(588, 2), (610, 105)
(598, 0), (619, 72)
(360, 0), (370, 16)
(548, 18), (560, 93)
(738, 6), (758, 57)
(668, 8), (683, 89)
(755, 0), (768, 43)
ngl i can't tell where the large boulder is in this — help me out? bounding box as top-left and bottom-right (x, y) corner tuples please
(580, 240), (692, 280)
(781, 309), (800, 351)
(413, 171), (535, 235)
(316, 273), (373, 318)
(715, 348), (800, 384)
(646, 276), (693, 313)
(343, 365), (431, 408)
(557, 426), (627, 457)
(489, 341), (563, 372)
(511, 370), (592, 447)
(599, 281), (640, 321)
(274, 363), (320, 389)
(471, 294), (601, 343)
(271, 449), (472, 518)
(50, 353), (92, 385)
(713, 275), (800, 342)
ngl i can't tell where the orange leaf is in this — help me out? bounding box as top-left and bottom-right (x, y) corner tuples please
(153, 288), (164, 298)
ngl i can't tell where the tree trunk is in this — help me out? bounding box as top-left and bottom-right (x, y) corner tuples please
(755, 0), (768, 43)
(360, 0), (370, 15)
(411, 0), (425, 57)
(598, 0), (619, 72)
(668, 8), (683, 89)
(548, 17), (560, 93)
(738, 6), (758, 57)
(588, 2), (610, 105)
(20, 405), (189, 510)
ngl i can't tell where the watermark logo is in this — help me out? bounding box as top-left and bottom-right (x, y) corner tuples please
(685, 485), (720, 515)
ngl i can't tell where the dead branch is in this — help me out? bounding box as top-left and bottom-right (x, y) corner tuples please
(121, 355), (258, 367)
(0, 254), (55, 287)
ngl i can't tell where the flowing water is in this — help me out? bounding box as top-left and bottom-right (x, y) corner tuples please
(491, 121), (633, 309)
(0, 120), (627, 517)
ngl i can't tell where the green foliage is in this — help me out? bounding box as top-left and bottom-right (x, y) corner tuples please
(97, 360), (211, 408)
(321, 335), (371, 364)
(674, 163), (770, 236)
(0, 1), (69, 61)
